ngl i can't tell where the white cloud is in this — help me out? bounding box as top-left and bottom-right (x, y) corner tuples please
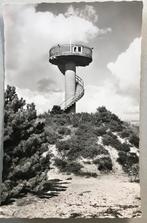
(4, 4), (99, 91)
(107, 38), (141, 101)
(77, 38), (141, 121)
(77, 83), (139, 121)
(65, 5), (98, 23)
(16, 87), (64, 114)
(4, 4), (111, 92)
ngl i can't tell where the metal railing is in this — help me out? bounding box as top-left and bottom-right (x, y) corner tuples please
(60, 74), (84, 111)
(49, 44), (92, 59)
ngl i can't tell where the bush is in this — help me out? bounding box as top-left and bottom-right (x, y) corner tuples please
(95, 157), (112, 172)
(129, 163), (139, 183)
(81, 146), (99, 159)
(129, 134), (139, 148)
(108, 120), (123, 132)
(117, 151), (127, 167)
(94, 106), (122, 126)
(66, 162), (83, 174)
(50, 105), (63, 115)
(107, 131), (117, 139)
(117, 151), (139, 174)
(78, 171), (97, 178)
(44, 128), (59, 144)
(120, 129), (131, 138)
(102, 133), (123, 151)
(56, 140), (70, 152)
(54, 158), (67, 170)
(94, 126), (107, 136)
(58, 127), (71, 135)
(121, 143), (130, 152)
(54, 158), (83, 174)
(102, 134), (112, 146)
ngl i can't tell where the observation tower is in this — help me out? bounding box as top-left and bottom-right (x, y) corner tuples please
(49, 44), (93, 113)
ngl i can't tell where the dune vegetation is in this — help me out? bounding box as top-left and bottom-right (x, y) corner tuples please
(1, 85), (140, 205)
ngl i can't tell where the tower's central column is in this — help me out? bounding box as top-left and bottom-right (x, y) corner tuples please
(65, 61), (76, 113)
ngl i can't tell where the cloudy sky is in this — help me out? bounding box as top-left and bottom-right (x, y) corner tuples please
(3, 1), (142, 121)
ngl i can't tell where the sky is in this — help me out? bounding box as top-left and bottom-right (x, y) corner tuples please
(3, 1), (142, 121)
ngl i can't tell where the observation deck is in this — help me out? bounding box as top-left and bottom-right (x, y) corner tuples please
(49, 44), (93, 67)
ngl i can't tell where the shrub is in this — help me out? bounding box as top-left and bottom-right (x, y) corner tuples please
(95, 157), (112, 172)
(94, 126), (107, 136)
(81, 145), (99, 159)
(129, 163), (139, 183)
(107, 131), (117, 139)
(54, 158), (67, 170)
(108, 120), (123, 132)
(65, 124), (99, 160)
(121, 143), (130, 152)
(96, 145), (109, 156)
(58, 127), (71, 135)
(120, 129), (131, 138)
(66, 162), (83, 174)
(102, 134), (112, 146)
(72, 117), (79, 127)
(129, 134), (139, 148)
(56, 140), (70, 152)
(44, 128), (59, 144)
(117, 151), (139, 174)
(117, 151), (127, 167)
(50, 105), (63, 115)
(102, 133), (123, 151)
(54, 158), (82, 174)
(94, 106), (122, 126)
(78, 171), (97, 178)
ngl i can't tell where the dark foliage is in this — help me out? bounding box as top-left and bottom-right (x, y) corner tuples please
(58, 127), (71, 135)
(50, 105), (63, 115)
(102, 133), (122, 150)
(117, 151), (139, 179)
(54, 158), (83, 174)
(93, 106), (123, 127)
(94, 157), (113, 172)
(129, 134), (139, 147)
(2, 86), (53, 205)
(56, 140), (71, 152)
(94, 126), (107, 136)
(2, 87), (140, 204)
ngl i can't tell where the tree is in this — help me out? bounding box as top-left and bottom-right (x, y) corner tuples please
(2, 86), (52, 204)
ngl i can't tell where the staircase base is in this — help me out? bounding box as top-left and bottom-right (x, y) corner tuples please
(65, 103), (76, 113)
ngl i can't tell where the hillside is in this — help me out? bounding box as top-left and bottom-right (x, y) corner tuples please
(39, 106), (139, 180)
(0, 86), (141, 218)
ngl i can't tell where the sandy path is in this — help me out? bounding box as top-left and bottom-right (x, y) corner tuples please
(0, 174), (141, 218)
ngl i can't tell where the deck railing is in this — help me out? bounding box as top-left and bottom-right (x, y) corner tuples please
(49, 44), (92, 59)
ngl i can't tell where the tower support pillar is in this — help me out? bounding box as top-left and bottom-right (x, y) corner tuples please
(65, 62), (76, 113)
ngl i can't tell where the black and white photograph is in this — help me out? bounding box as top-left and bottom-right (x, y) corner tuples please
(0, 1), (142, 218)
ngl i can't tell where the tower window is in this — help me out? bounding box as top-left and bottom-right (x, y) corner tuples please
(73, 46), (82, 53)
(73, 46), (77, 52)
(78, 46), (82, 52)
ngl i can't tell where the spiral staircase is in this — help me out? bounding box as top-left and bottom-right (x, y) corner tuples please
(60, 74), (84, 112)
(58, 64), (84, 112)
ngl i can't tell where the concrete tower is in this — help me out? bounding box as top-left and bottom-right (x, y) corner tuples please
(49, 44), (93, 113)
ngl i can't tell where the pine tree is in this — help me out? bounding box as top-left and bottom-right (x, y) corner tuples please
(2, 86), (52, 204)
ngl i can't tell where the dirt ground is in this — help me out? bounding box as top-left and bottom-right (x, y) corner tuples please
(0, 173), (141, 218)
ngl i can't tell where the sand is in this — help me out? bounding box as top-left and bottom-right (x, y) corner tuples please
(0, 173), (141, 218)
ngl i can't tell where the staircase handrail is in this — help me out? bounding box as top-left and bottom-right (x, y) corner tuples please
(59, 74), (84, 110)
